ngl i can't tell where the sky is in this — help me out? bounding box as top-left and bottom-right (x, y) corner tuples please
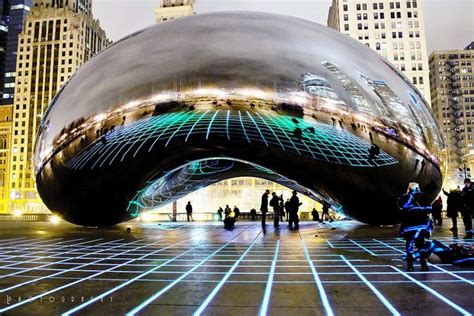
(93, 0), (473, 55)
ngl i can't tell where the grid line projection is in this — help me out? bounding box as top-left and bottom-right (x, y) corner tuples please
(67, 110), (398, 170)
(0, 224), (472, 315)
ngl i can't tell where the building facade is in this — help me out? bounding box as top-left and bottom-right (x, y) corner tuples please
(327, 0), (431, 102)
(0, 0), (32, 106)
(8, 0), (108, 212)
(429, 43), (474, 187)
(155, 0), (195, 23)
(0, 105), (12, 213)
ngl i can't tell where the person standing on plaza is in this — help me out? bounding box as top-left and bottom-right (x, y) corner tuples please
(288, 191), (302, 230)
(311, 208), (320, 222)
(233, 206), (240, 221)
(284, 199), (291, 221)
(431, 196), (443, 226)
(461, 179), (473, 239)
(279, 195), (285, 222)
(186, 201), (194, 222)
(225, 205), (231, 218)
(270, 192), (280, 228)
(260, 190), (270, 227)
(443, 186), (462, 232)
(217, 207), (223, 222)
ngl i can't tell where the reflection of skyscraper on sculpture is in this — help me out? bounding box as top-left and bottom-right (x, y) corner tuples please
(300, 73), (341, 101)
(359, 73), (424, 142)
(321, 61), (374, 116)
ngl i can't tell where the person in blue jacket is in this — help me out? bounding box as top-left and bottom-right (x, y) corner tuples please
(399, 183), (433, 271)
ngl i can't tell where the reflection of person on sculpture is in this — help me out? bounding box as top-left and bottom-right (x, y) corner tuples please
(399, 183), (433, 271)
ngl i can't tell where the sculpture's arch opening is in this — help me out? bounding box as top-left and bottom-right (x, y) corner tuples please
(126, 158), (345, 220)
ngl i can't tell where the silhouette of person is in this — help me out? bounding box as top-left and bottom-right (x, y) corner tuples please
(217, 207), (223, 222)
(320, 202), (334, 223)
(270, 192), (280, 228)
(288, 191), (302, 230)
(224, 205), (231, 218)
(311, 208), (320, 222)
(368, 144), (380, 164)
(443, 187), (462, 232)
(260, 190), (270, 227)
(250, 208), (257, 221)
(284, 199), (291, 221)
(279, 195), (285, 222)
(461, 178), (473, 239)
(186, 201), (193, 222)
(431, 196), (443, 226)
(233, 206), (240, 221)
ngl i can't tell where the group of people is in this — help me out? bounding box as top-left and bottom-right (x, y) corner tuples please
(260, 190), (302, 230)
(399, 179), (473, 272)
(441, 178), (473, 239)
(311, 202), (334, 223)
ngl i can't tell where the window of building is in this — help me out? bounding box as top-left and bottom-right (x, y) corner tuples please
(343, 4), (348, 11)
(358, 23), (362, 30)
(344, 24), (349, 31)
(344, 14), (349, 21)
(356, 3), (361, 10)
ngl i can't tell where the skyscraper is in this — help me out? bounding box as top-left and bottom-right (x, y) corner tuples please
(0, 0), (32, 106)
(8, 0), (108, 212)
(327, 0), (431, 102)
(155, 0), (195, 23)
(429, 43), (474, 186)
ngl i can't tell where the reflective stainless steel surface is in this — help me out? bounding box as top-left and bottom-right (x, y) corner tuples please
(34, 12), (445, 226)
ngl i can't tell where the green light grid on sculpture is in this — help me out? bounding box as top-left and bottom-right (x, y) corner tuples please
(67, 110), (398, 170)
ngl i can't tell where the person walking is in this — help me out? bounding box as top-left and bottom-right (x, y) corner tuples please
(311, 208), (320, 222)
(260, 190), (270, 227)
(443, 186), (462, 232)
(320, 202), (334, 223)
(461, 179), (474, 239)
(288, 191), (302, 230)
(186, 201), (194, 222)
(270, 192), (280, 228)
(431, 196), (443, 226)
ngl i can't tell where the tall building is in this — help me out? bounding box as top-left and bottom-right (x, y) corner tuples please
(327, 0), (431, 102)
(0, 1), (32, 106)
(0, 105), (12, 213)
(429, 43), (474, 187)
(8, 0), (108, 212)
(155, 0), (195, 23)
